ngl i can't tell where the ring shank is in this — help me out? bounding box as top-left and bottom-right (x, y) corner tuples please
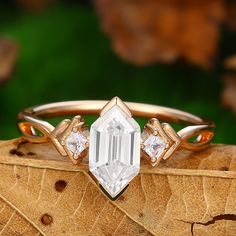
(20, 100), (208, 124)
(18, 100), (215, 152)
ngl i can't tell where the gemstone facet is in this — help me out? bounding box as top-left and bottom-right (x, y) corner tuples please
(143, 134), (167, 159)
(65, 132), (88, 158)
(89, 100), (141, 198)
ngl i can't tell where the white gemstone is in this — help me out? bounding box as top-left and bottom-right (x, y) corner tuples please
(143, 135), (167, 158)
(89, 105), (140, 198)
(66, 132), (87, 158)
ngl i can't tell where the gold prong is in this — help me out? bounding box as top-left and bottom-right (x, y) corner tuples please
(51, 119), (70, 137)
(63, 116), (83, 137)
(150, 157), (160, 167)
(61, 140), (65, 146)
(61, 135), (67, 143)
(165, 142), (170, 149)
(149, 118), (160, 126)
(151, 157), (156, 163)
(162, 123), (180, 141)
(146, 119), (161, 132)
(153, 130), (158, 136)
(49, 119), (72, 157)
(146, 119), (166, 140)
(144, 124), (154, 134)
(74, 121), (85, 131)
(72, 115), (82, 124)
(72, 127), (77, 132)
(100, 96), (132, 117)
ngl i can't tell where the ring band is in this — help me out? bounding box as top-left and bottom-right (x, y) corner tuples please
(18, 97), (215, 198)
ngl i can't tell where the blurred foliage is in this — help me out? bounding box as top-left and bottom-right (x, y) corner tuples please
(0, 2), (235, 144)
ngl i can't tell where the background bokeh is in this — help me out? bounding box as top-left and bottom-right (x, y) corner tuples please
(0, 1), (235, 143)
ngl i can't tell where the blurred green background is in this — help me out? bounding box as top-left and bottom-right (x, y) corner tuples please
(0, 1), (235, 144)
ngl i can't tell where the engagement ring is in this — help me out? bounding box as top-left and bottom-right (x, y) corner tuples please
(18, 97), (215, 198)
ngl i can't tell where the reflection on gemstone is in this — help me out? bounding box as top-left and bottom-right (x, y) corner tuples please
(66, 132), (87, 158)
(143, 134), (167, 159)
(89, 105), (140, 198)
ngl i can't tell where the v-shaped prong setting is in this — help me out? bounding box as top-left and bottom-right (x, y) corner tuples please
(50, 116), (89, 164)
(141, 118), (181, 166)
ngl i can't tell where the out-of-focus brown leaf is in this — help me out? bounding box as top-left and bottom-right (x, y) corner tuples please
(0, 139), (236, 235)
(0, 38), (18, 84)
(222, 75), (236, 115)
(224, 54), (236, 70)
(16, 0), (55, 11)
(225, 0), (236, 30)
(94, 0), (225, 68)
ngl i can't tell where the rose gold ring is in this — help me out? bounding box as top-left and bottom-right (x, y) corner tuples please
(18, 97), (215, 198)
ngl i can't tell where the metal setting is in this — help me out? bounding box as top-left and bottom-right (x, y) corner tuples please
(18, 97), (215, 198)
(57, 116), (89, 164)
(100, 96), (132, 117)
(141, 118), (181, 166)
(19, 115), (89, 164)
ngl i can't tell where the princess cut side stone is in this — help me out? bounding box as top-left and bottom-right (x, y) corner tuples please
(143, 134), (167, 159)
(65, 132), (88, 158)
(89, 105), (141, 198)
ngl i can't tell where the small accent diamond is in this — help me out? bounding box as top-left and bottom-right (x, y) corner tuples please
(66, 132), (87, 158)
(143, 135), (167, 159)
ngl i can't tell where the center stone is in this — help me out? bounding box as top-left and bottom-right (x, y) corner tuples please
(89, 105), (140, 198)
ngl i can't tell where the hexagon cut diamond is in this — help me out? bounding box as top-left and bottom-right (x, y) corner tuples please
(89, 98), (141, 198)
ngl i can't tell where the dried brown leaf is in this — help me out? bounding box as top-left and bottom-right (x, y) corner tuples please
(225, 0), (236, 30)
(15, 0), (56, 11)
(0, 38), (18, 84)
(0, 139), (235, 235)
(224, 55), (236, 70)
(94, 0), (225, 68)
(221, 75), (236, 116)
